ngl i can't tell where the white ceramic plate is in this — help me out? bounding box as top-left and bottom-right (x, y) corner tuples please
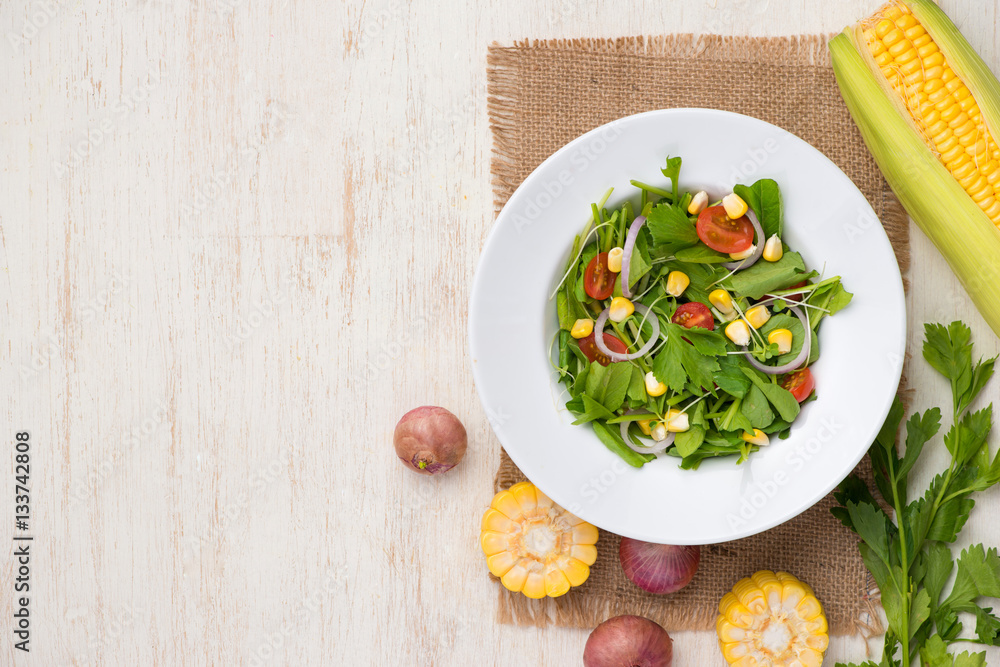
(469, 109), (905, 545)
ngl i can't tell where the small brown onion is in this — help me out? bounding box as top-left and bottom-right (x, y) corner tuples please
(619, 539), (700, 595)
(393, 406), (467, 475)
(583, 615), (673, 667)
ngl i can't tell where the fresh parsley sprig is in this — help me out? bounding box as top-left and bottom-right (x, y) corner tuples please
(833, 321), (1000, 667)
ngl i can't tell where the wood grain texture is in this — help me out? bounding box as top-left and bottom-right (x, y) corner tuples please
(1, 0), (998, 664)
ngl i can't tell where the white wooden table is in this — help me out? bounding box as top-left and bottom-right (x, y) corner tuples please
(3, 0), (1000, 664)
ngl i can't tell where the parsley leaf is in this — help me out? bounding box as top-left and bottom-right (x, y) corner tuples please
(646, 203), (698, 255)
(661, 155), (682, 202)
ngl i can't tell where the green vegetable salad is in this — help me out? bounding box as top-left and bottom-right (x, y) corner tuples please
(553, 157), (853, 469)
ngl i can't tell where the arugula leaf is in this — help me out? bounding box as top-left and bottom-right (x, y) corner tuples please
(674, 244), (730, 264)
(723, 251), (807, 299)
(733, 178), (783, 238)
(741, 367), (800, 422)
(591, 421), (654, 468)
(625, 226), (653, 290)
(601, 363), (633, 412)
(661, 155), (682, 201)
(571, 395), (616, 424)
(802, 277), (853, 330)
(646, 203), (699, 255)
(674, 402), (707, 458)
(713, 356), (752, 399)
(586, 362), (608, 400)
(627, 366), (647, 403)
(741, 384), (775, 429)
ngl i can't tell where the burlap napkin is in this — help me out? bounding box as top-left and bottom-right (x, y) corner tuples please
(487, 35), (909, 637)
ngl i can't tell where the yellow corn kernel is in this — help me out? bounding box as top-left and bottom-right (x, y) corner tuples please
(481, 483), (598, 599)
(650, 421), (668, 442)
(606, 247), (623, 273)
(728, 243), (756, 261)
(688, 190), (709, 215)
(745, 305), (771, 329)
(608, 296), (634, 322)
(762, 234), (783, 262)
(644, 371), (667, 397)
(666, 270), (690, 297)
(768, 328), (793, 355)
(664, 409), (689, 433)
(725, 320), (750, 346)
(717, 570), (828, 667)
(570, 318), (593, 339)
(709, 288), (735, 316)
(742, 429), (770, 446)
(637, 419), (652, 436)
(722, 192), (748, 219)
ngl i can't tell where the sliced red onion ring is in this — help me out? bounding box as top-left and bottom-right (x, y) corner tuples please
(721, 211), (764, 271)
(620, 215), (647, 298)
(741, 304), (811, 375)
(594, 303), (660, 362)
(619, 409), (674, 455)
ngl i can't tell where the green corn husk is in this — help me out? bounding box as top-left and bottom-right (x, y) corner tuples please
(830, 0), (1000, 338)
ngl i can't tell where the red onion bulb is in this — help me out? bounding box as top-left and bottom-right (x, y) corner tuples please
(393, 406), (467, 475)
(619, 538), (700, 595)
(583, 615), (673, 667)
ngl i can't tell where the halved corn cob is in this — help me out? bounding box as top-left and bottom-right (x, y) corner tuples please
(480, 482), (598, 599)
(716, 570), (829, 667)
(831, 0), (1000, 338)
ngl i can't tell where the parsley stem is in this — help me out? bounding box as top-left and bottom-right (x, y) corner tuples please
(887, 455), (912, 667)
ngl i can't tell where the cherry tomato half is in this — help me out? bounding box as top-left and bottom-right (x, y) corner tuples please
(584, 252), (617, 300)
(671, 302), (715, 331)
(696, 205), (754, 254)
(578, 331), (628, 367)
(781, 368), (816, 403)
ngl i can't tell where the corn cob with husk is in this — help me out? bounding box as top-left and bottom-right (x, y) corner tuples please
(830, 0), (1000, 338)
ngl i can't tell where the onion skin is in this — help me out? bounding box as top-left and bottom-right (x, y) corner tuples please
(619, 539), (700, 595)
(583, 615), (673, 667)
(393, 406), (467, 475)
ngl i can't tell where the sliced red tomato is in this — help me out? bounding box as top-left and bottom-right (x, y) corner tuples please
(578, 331), (628, 367)
(671, 302), (715, 331)
(584, 252), (617, 300)
(784, 280), (808, 303)
(696, 205), (754, 254)
(781, 368), (815, 402)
